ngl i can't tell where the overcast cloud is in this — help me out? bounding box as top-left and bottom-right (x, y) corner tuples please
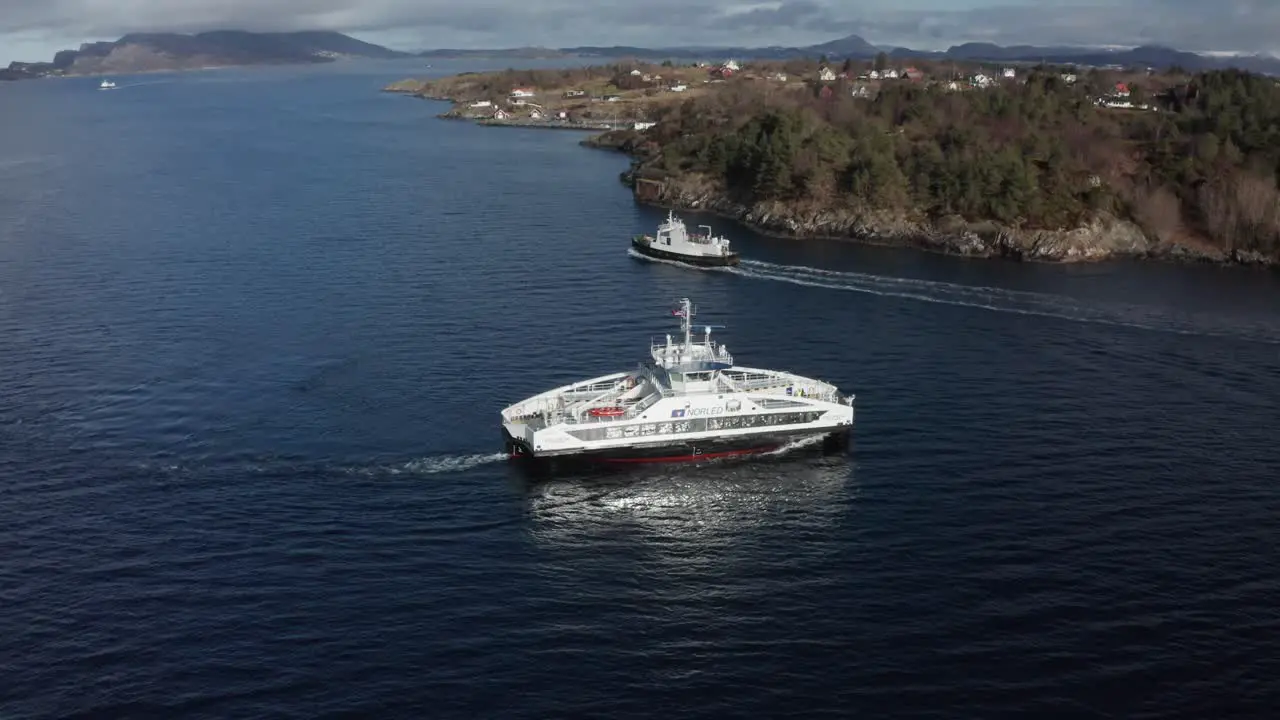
(3, 0), (1278, 65)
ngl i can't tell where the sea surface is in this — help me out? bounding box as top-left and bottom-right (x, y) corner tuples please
(2, 59), (1279, 719)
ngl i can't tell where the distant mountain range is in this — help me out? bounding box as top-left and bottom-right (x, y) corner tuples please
(1, 30), (411, 80)
(419, 34), (1280, 75)
(6, 30), (1277, 82)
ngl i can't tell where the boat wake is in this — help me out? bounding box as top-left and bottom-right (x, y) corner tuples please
(628, 249), (1280, 344)
(392, 452), (509, 475)
(765, 434), (830, 456)
(341, 452), (509, 477)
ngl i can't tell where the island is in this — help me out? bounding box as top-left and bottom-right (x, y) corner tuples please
(0, 30), (410, 81)
(394, 58), (1280, 267)
(383, 64), (709, 131)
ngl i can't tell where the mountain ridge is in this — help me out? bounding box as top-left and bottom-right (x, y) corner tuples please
(1, 30), (411, 80)
(417, 34), (1280, 74)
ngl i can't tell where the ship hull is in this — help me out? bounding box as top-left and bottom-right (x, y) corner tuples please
(631, 237), (740, 267)
(504, 425), (849, 474)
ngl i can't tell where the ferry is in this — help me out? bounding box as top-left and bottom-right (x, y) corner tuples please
(500, 298), (854, 470)
(632, 210), (740, 267)
(99, 79), (117, 90)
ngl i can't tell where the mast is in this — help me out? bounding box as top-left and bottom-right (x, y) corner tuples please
(681, 298), (693, 351)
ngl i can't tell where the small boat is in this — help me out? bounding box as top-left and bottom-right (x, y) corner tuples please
(632, 210), (740, 267)
(99, 79), (117, 90)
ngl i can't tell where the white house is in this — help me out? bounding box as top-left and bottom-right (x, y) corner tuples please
(818, 66), (836, 81)
(493, 108), (510, 119)
(529, 109), (543, 119)
(469, 100), (492, 108)
(972, 73), (993, 88)
(883, 68), (899, 79)
(669, 84), (687, 92)
(851, 84), (871, 98)
(633, 121), (656, 130)
(868, 70), (881, 79)
(630, 69), (642, 76)
(723, 59), (740, 71)
(509, 87), (535, 98)
(1001, 67), (1016, 78)
(1060, 73), (1077, 84)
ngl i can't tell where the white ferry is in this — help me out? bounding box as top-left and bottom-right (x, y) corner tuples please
(632, 210), (740, 267)
(500, 298), (854, 469)
(99, 79), (117, 90)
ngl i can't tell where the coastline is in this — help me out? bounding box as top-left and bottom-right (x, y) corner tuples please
(622, 170), (1276, 267)
(390, 72), (1278, 269)
(576, 136), (1274, 269)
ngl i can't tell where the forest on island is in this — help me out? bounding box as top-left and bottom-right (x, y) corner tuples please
(626, 67), (1280, 257)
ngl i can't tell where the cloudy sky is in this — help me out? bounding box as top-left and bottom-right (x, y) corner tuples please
(3, 0), (1277, 65)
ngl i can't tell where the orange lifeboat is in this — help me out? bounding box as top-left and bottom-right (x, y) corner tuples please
(588, 407), (626, 417)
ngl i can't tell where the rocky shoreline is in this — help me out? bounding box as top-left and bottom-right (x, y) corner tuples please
(591, 144), (1276, 268)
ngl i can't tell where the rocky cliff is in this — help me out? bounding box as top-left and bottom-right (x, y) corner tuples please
(619, 166), (1267, 265)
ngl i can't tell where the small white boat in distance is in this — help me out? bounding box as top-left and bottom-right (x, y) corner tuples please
(99, 79), (117, 89)
(632, 210), (740, 267)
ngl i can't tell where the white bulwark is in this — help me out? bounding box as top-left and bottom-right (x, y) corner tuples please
(500, 298), (855, 468)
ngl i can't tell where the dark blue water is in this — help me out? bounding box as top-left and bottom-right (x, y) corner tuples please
(3, 60), (1280, 719)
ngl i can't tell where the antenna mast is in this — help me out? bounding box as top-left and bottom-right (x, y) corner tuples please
(679, 298), (694, 351)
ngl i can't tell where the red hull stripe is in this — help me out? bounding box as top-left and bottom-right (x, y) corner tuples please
(598, 446), (777, 464)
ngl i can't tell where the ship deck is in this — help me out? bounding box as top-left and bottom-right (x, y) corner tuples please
(502, 364), (849, 432)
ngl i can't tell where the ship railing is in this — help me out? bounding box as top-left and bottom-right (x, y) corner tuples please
(563, 380), (622, 396)
(719, 372), (844, 402)
(649, 340), (732, 361)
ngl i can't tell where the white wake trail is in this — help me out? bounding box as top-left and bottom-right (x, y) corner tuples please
(629, 249), (1280, 344)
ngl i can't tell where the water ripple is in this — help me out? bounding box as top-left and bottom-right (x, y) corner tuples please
(0, 61), (1278, 720)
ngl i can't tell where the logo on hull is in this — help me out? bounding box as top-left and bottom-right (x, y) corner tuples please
(671, 406), (724, 418)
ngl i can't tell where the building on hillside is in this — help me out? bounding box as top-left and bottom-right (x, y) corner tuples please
(818, 66), (836, 81)
(509, 87), (535, 98)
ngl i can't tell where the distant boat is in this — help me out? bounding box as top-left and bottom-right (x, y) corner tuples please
(632, 210), (740, 267)
(99, 79), (116, 90)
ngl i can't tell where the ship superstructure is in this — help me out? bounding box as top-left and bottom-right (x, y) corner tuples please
(500, 298), (853, 468)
